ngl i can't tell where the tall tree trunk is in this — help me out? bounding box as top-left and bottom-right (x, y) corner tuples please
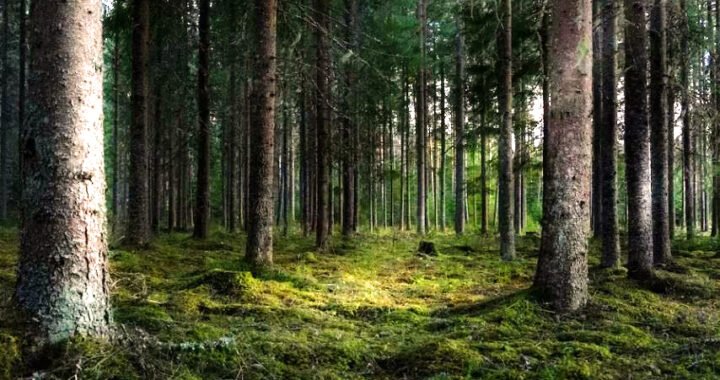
(681, 0), (695, 239)
(341, 0), (357, 237)
(600, 0), (619, 267)
(624, 0), (654, 278)
(534, 0), (592, 312)
(481, 108), (488, 235)
(18, 0), (111, 343)
(127, 0), (150, 246)
(454, 25), (465, 235)
(152, 92), (161, 233)
(667, 0), (676, 238)
(193, 0), (211, 239)
(592, 0), (603, 237)
(651, 0), (671, 264)
(246, 0), (277, 266)
(0, 0), (10, 221)
(315, 0), (330, 248)
(498, 0), (515, 260)
(416, 0), (428, 236)
(439, 62), (447, 231)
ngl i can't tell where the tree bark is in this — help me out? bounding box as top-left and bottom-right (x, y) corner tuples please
(315, 0), (330, 248)
(600, 0), (620, 267)
(650, 0), (671, 265)
(498, 0), (515, 260)
(193, 0), (211, 239)
(681, 0), (695, 239)
(246, 0), (277, 266)
(454, 25), (465, 235)
(18, 0), (111, 343)
(127, 0), (150, 246)
(592, 0), (603, 237)
(416, 0), (428, 236)
(624, 0), (654, 278)
(342, 0), (357, 237)
(534, 0), (592, 312)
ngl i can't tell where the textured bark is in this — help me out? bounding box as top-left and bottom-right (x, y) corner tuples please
(342, 0), (357, 237)
(315, 0), (330, 248)
(534, 0), (592, 312)
(193, 0), (211, 239)
(0, 0), (10, 221)
(681, 0), (694, 239)
(18, 0), (111, 343)
(454, 27), (465, 235)
(592, 0), (603, 237)
(600, 0), (619, 267)
(416, 0), (427, 236)
(624, 0), (654, 279)
(246, 0), (277, 266)
(650, 0), (671, 265)
(498, 0), (515, 260)
(127, 0), (150, 247)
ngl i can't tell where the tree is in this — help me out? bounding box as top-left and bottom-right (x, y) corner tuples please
(416, 0), (428, 236)
(17, 0), (111, 343)
(246, 0), (277, 266)
(315, 0), (331, 248)
(624, 0), (654, 278)
(534, 0), (592, 312)
(650, 0), (671, 265)
(681, 0), (694, 239)
(600, 0), (619, 268)
(342, 0), (357, 238)
(498, 0), (515, 260)
(194, 0), (211, 239)
(454, 23), (465, 235)
(127, 0), (150, 247)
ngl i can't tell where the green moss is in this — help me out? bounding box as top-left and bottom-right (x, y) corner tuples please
(191, 269), (259, 298)
(0, 333), (19, 380)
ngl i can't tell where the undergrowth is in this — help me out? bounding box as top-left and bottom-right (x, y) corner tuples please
(0, 228), (719, 379)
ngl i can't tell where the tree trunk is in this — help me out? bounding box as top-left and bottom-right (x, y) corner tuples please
(18, 0), (111, 343)
(127, 0), (150, 246)
(592, 0), (603, 237)
(481, 109), (488, 235)
(498, 0), (515, 260)
(315, 0), (330, 248)
(667, 0), (676, 238)
(600, 0), (620, 267)
(650, 0), (671, 265)
(246, 0), (277, 266)
(193, 0), (211, 239)
(454, 26), (465, 235)
(416, 0), (428, 236)
(534, 0), (592, 313)
(624, 0), (654, 279)
(681, 0), (695, 239)
(439, 62), (447, 231)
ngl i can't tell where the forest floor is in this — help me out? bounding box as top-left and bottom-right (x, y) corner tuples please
(1, 228), (720, 379)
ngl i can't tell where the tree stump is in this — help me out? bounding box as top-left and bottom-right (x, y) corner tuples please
(418, 241), (438, 256)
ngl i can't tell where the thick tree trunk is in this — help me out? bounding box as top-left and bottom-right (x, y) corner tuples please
(454, 26), (465, 235)
(246, 0), (277, 265)
(0, 0), (10, 221)
(127, 0), (150, 247)
(600, 0), (620, 268)
(193, 0), (211, 239)
(416, 0), (428, 236)
(439, 62), (447, 231)
(18, 0), (111, 343)
(534, 0), (592, 312)
(650, 0), (671, 265)
(667, 0), (676, 238)
(315, 0), (330, 247)
(624, 0), (654, 279)
(498, 0), (515, 260)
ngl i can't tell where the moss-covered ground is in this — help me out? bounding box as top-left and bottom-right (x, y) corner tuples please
(1, 228), (720, 379)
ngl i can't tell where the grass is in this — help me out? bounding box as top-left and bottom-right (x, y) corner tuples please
(0, 227), (720, 379)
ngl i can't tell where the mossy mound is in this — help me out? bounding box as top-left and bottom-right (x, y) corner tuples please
(190, 269), (259, 298)
(0, 333), (19, 380)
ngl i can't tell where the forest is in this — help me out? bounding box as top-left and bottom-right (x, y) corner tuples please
(1, 0), (720, 378)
